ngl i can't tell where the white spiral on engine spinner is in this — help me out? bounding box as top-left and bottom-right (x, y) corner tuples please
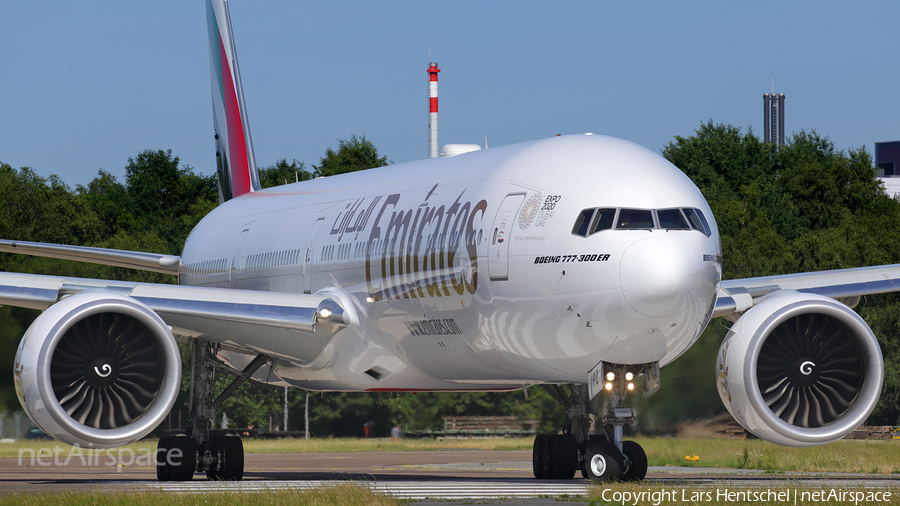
(94, 364), (112, 378)
(800, 360), (816, 376)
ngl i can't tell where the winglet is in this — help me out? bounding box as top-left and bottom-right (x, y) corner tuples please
(206, 0), (260, 203)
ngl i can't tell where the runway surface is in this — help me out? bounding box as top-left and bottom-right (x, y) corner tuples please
(3, 449), (900, 504)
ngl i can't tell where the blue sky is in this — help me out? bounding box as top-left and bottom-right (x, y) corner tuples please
(1, 1), (897, 188)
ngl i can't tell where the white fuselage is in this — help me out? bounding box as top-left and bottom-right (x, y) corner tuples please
(179, 134), (722, 391)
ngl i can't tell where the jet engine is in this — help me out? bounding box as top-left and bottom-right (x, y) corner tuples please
(14, 290), (181, 448)
(716, 290), (883, 446)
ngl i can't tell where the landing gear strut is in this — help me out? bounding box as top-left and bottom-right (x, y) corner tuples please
(156, 339), (269, 481)
(533, 362), (656, 482)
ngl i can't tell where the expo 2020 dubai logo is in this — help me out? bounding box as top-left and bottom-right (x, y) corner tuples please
(518, 192), (542, 229)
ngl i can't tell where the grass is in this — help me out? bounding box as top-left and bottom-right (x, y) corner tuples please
(632, 436), (900, 474)
(239, 436), (534, 454)
(0, 484), (403, 506)
(4, 435), (900, 474)
(0, 436), (534, 459)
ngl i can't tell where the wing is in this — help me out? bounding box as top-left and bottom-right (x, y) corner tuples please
(713, 263), (900, 318)
(0, 270), (349, 364)
(0, 240), (181, 275)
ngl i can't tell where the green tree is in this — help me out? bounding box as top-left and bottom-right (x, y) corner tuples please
(313, 135), (389, 177)
(0, 164), (101, 248)
(382, 389), (564, 435)
(258, 159), (312, 189)
(124, 149), (218, 254)
(77, 170), (131, 242)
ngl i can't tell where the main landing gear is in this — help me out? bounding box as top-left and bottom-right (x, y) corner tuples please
(156, 339), (270, 481)
(533, 363), (656, 482)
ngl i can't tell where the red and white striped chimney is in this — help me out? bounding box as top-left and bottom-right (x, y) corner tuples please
(427, 62), (440, 158)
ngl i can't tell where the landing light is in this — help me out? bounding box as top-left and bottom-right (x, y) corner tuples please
(366, 296), (375, 303)
(625, 372), (634, 381)
(604, 382), (613, 391)
(605, 372), (615, 382)
(319, 308), (332, 319)
(627, 383), (635, 391)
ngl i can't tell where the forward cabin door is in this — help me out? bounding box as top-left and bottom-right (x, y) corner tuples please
(488, 193), (525, 281)
(303, 218), (325, 293)
(229, 228), (249, 287)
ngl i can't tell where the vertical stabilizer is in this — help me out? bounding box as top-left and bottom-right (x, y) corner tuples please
(206, 0), (260, 203)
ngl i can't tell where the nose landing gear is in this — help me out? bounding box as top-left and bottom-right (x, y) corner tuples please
(533, 363), (655, 482)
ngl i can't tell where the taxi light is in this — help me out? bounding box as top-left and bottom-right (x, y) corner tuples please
(627, 382), (635, 391)
(605, 372), (616, 382)
(625, 372), (634, 381)
(604, 382), (614, 391)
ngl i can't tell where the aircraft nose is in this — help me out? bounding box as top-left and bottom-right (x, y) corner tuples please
(620, 235), (704, 318)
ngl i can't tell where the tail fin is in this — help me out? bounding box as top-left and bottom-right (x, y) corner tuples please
(206, 0), (260, 202)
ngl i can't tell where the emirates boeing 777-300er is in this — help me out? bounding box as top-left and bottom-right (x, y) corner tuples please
(6, 0), (895, 482)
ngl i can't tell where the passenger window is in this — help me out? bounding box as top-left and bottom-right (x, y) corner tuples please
(657, 208), (690, 230)
(589, 208), (616, 234)
(616, 209), (654, 229)
(572, 208), (595, 237)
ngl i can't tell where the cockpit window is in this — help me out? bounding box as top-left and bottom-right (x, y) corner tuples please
(657, 208), (690, 230)
(572, 208), (595, 237)
(572, 206), (712, 237)
(695, 209), (712, 237)
(682, 208), (704, 233)
(589, 208), (616, 234)
(683, 208), (712, 237)
(616, 209), (654, 229)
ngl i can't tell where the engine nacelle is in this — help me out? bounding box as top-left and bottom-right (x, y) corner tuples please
(14, 290), (181, 448)
(716, 290), (883, 446)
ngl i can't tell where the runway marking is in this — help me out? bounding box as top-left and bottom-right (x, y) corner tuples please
(150, 480), (590, 499)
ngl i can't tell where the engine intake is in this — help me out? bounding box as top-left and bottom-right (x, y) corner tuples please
(716, 290), (883, 446)
(15, 290), (181, 448)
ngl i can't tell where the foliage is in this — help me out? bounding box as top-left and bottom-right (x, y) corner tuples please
(313, 134), (389, 177)
(0, 165), (99, 247)
(258, 158), (312, 189)
(122, 149), (218, 255)
(193, 384), (563, 438)
(0, 307), (32, 411)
